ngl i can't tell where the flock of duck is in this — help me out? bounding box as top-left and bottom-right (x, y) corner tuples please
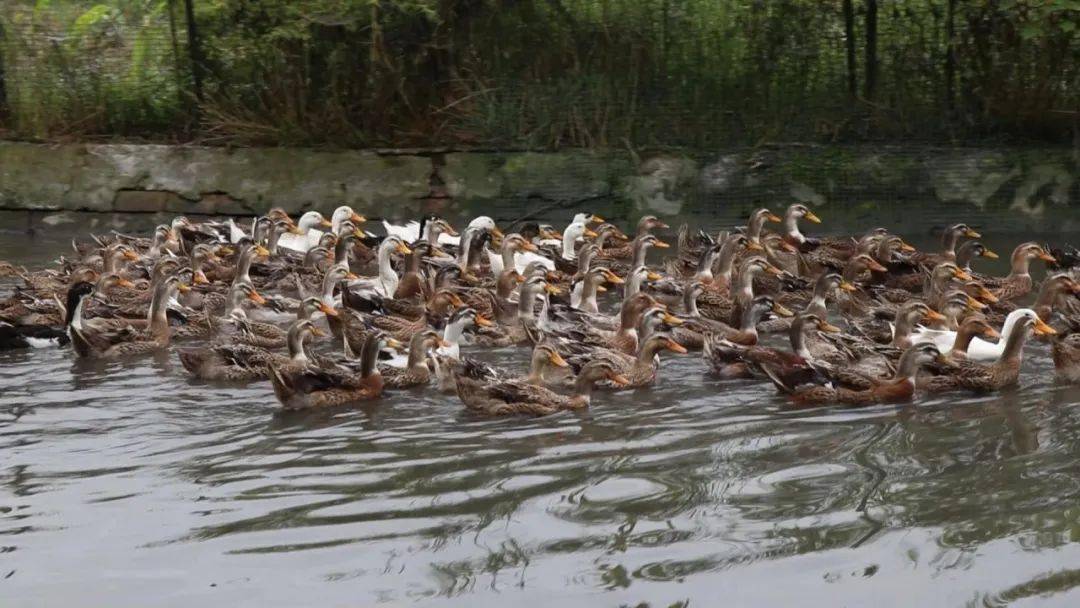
(1, 204), (1079, 415)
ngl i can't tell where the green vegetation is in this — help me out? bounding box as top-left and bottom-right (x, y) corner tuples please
(0, 0), (1076, 148)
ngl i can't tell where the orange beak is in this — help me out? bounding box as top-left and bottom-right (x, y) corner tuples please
(603, 270), (625, 285)
(521, 241), (539, 252)
(765, 265), (784, 276)
(351, 213), (367, 224)
(839, 280), (857, 292)
(924, 309), (947, 323)
(978, 287), (999, 304)
(548, 351), (570, 368)
(255, 245), (271, 257)
(1033, 317), (1057, 336)
(248, 290), (267, 305)
(867, 259), (888, 272)
(584, 228), (599, 238)
(653, 240), (671, 249)
(818, 321), (843, 333)
(746, 241), (765, 252)
(475, 315), (495, 328)
(608, 372), (631, 386)
(1037, 251), (1057, 263)
(448, 293), (465, 307)
(345, 271), (359, 280)
(646, 271), (663, 281)
(319, 302), (340, 317)
(766, 212), (782, 223)
(981, 248), (999, 259)
(665, 339), (688, 354)
(117, 278), (136, 289)
(953, 268), (974, 281)
(193, 271), (210, 285)
(964, 228), (981, 238)
(966, 296), (987, 310)
(123, 249), (140, 261)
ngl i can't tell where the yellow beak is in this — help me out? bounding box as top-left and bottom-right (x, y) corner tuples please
(549, 351), (570, 367)
(839, 280), (857, 292)
(981, 249), (999, 259)
(772, 302), (794, 317)
(804, 211), (822, 224)
(475, 315), (495, 327)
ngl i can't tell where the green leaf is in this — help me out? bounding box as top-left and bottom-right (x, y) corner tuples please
(71, 4), (112, 40)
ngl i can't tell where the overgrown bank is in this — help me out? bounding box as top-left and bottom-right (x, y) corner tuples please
(1, 1), (1076, 148)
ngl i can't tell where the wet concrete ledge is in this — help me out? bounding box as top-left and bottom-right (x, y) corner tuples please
(0, 140), (1076, 223)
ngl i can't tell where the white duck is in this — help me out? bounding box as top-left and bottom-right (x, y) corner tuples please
(347, 236), (412, 297)
(382, 215), (459, 245)
(277, 211), (333, 253)
(910, 308), (1038, 361)
(436, 307), (493, 359)
(486, 233), (554, 275)
(437, 216), (503, 246)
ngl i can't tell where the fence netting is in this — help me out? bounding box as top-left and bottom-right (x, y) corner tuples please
(0, 1), (1076, 149)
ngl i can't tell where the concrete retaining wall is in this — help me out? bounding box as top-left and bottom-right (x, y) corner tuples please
(1, 141), (1076, 227)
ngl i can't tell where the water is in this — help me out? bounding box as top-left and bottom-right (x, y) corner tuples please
(3, 209), (1080, 607)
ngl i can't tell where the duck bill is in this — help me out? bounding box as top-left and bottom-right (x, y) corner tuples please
(386, 337), (406, 351)
(543, 229), (563, 240)
(549, 351), (570, 368)
(662, 312), (684, 326)
(745, 241), (765, 252)
(396, 243), (413, 255)
(176, 282), (192, 294)
(309, 326), (327, 338)
(596, 285), (608, 293)
(254, 245), (271, 257)
(646, 271), (663, 281)
(804, 211), (822, 224)
(117, 278), (137, 289)
(899, 241), (917, 253)
(966, 296), (987, 311)
(248, 291), (267, 305)
(819, 321), (843, 333)
(288, 225), (304, 235)
(590, 214), (605, 223)
(924, 309), (947, 323)
(123, 250), (140, 261)
(978, 287), (999, 304)
(345, 271), (359, 280)
(772, 302), (794, 317)
(666, 339), (689, 354)
(766, 213), (783, 223)
(983, 327), (1002, 340)
(437, 337), (452, 348)
(319, 302), (340, 317)
(521, 241), (539, 252)
(448, 294), (466, 307)
(584, 228), (599, 238)
(193, 271), (210, 285)
(953, 269), (974, 281)
(765, 265), (784, 276)
(608, 372), (631, 386)
(868, 260), (888, 273)
(443, 224), (460, 237)
(603, 271), (625, 285)
(1038, 252), (1057, 263)
(514, 273), (526, 283)
(839, 280), (857, 292)
(544, 284), (562, 295)
(964, 228), (981, 238)
(981, 249), (999, 259)
(475, 315), (495, 328)
(351, 213), (367, 224)
(319, 219), (333, 228)
(653, 240), (671, 249)
(1034, 318), (1057, 336)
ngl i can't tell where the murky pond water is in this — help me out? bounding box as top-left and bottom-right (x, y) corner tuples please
(2, 209), (1080, 606)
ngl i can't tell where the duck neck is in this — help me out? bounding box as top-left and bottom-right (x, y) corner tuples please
(892, 350), (922, 382)
(500, 243), (517, 271)
(525, 354), (549, 384)
(739, 304), (762, 337)
(359, 336), (381, 378)
(842, 259), (866, 281)
(892, 313), (917, 347)
(67, 293), (88, 331)
(783, 212), (804, 244)
(572, 374), (598, 400)
(562, 228), (581, 260)
(406, 337), (431, 369)
(684, 290), (701, 317)
(747, 214), (766, 243)
(736, 267), (758, 304)
(148, 283), (173, 339)
(942, 230), (962, 258)
(518, 286), (540, 320)
(789, 322), (812, 360)
(443, 319), (467, 347)
(637, 340), (664, 365)
(1000, 323), (1030, 363)
(632, 240), (652, 269)
(579, 277), (600, 313)
(625, 270), (644, 297)
(496, 271), (519, 300)
(287, 328), (309, 363)
(694, 249), (718, 281)
(951, 325), (979, 355)
(235, 249), (255, 286)
(715, 239), (740, 280)
(1009, 252), (1032, 279)
(320, 269), (342, 304)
